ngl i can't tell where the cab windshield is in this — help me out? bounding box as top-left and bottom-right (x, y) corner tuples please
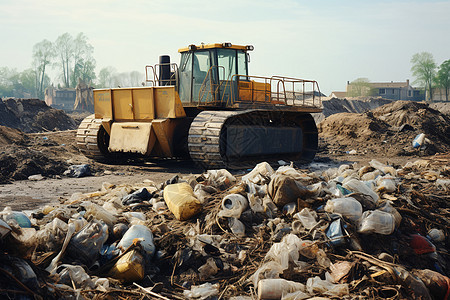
(177, 48), (248, 103)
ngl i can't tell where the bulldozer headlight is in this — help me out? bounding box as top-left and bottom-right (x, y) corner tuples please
(188, 44), (197, 50)
(246, 45), (254, 51)
(222, 42), (232, 47)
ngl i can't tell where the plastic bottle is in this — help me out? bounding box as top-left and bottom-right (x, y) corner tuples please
(358, 210), (395, 235)
(257, 278), (306, 300)
(67, 221), (109, 267)
(118, 224), (155, 258)
(324, 197), (362, 222)
(163, 182), (202, 220)
(219, 194), (248, 218)
(228, 217), (245, 236)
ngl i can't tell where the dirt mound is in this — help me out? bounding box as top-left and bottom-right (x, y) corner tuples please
(314, 97), (393, 122)
(319, 100), (450, 156)
(0, 145), (68, 183)
(0, 98), (77, 133)
(430, 102), (450, 116)
(0, 125), (28, 146)
(372, 100), (450, 146)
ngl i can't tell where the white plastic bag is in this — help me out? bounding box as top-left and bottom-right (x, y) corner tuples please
(294, 208), (318, 230)
(324, 197), (362, 222)
(358, 210), (395, 235)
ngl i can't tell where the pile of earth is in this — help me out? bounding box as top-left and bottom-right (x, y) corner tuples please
(0, 125), (86, 184)
(318, 100), (450, 157)
(0, 97), (77, 133)
(313, 97), (393, 123)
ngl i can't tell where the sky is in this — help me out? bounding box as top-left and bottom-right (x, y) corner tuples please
(0, 0), (449, 95)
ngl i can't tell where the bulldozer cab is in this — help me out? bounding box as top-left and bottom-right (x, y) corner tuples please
(177, 43), (250, 105)
(145, 43), (322, 110)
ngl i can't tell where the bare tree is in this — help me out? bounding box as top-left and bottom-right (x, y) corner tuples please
(32, 39), (55, 99)
(54, 33), (74, 88)
(72, 33), (96, 86)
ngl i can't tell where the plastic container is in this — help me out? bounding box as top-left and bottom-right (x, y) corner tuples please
(2, 207), (32, 228)
(118, 224), (155, 258)
(324, 197), (362, 222)
(108, 249), (144, 282)
(294, 208), (318, 230)
(257, 278), (306, 300)
(358, 210), (395, 235)
(219, 194), (249, 218)
(412, 133), (426, 148)
(67, 221), (109, 267)
(163, 182), (202, 220)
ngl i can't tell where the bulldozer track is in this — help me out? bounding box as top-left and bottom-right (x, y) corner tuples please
(76, 114), (106, 160)
(188, 110), (318, 170)
(188, 110), (238, 169)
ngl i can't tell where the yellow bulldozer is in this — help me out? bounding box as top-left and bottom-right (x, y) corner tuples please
(76, 43), (323, 169)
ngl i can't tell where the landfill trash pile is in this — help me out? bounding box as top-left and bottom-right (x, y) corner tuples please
(0, 98), (77, 133)
(319, 100), (450, 157)
(0, 158), (448, 299)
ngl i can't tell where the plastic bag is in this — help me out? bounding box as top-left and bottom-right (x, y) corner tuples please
(242, 162), (274, 184)
(306, 273), (349, 296)
(204, 169), (236, 190)
(183, 282), (220, 300)
(265, 234), (301, 270)
(324, 197), (362, 222)
(122, 187), (152, 205)
(294, 208), (318, 230)
(369, 159), (397, 176)
(268, 175), (316, 207)
(358, 210), (395, 235)
(229, 217), (245, 236)
(64, 164), (91, 178)
(342, 179), (379, 204)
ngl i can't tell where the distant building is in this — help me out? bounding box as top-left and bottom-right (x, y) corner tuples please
(345, 79), (424, 101)
(45, 85), (76, 110)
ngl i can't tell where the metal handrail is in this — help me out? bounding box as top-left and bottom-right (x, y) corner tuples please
(228, 74), (322, 108)
(145, 63), (179, 87)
